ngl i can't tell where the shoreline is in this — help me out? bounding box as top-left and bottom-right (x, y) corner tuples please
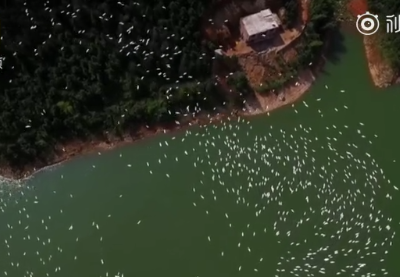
(254, 69), (315, 112)
(0, 67), (316, 182)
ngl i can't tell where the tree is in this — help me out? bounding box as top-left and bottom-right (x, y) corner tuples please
(368, 0), (400, 70)
(282, 0), (299, 28)
(0, 0), (230, 169)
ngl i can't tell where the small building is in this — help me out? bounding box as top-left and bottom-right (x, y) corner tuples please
(240, 9), (281, 43)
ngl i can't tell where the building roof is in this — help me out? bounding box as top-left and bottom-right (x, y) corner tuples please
(241, 9), (281, 37)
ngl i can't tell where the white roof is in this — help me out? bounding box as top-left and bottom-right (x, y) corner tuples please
(241, 9), (281, 37)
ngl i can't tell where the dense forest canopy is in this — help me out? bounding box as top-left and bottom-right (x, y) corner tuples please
(0, 0), (229, 167)
(368, 0), (400, 70)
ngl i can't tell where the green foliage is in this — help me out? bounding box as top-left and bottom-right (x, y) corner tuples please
(297, 0), (336, 67)
(259, 0), (336, 94)
(368, 0), (400, 70)
(309, 0), (337, 34)
(227, 72), (251, 95)
(257, 68), (297, 92)
(0, 0), (227, 167)
(282, 0), (299, 28)
(215, 55), (240, 73)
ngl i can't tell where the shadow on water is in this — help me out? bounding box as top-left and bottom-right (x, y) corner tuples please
(325, 26), (347, 65)
(316, 26), (347, 77)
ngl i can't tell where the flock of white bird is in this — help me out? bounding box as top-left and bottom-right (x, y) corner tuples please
(0, 183), (126, 277)
(0, 91), (399, 277)
(0, 1), (399, 276)
(149, 94), (399, 276)
(2, 0), (215, 90)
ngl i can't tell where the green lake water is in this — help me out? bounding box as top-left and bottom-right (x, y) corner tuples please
(1, 31), (400, 277)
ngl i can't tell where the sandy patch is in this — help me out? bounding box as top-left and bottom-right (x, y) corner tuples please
(0, 111), (239, 181)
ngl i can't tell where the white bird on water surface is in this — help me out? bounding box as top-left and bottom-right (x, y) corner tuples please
(145, 113), (398, 275)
